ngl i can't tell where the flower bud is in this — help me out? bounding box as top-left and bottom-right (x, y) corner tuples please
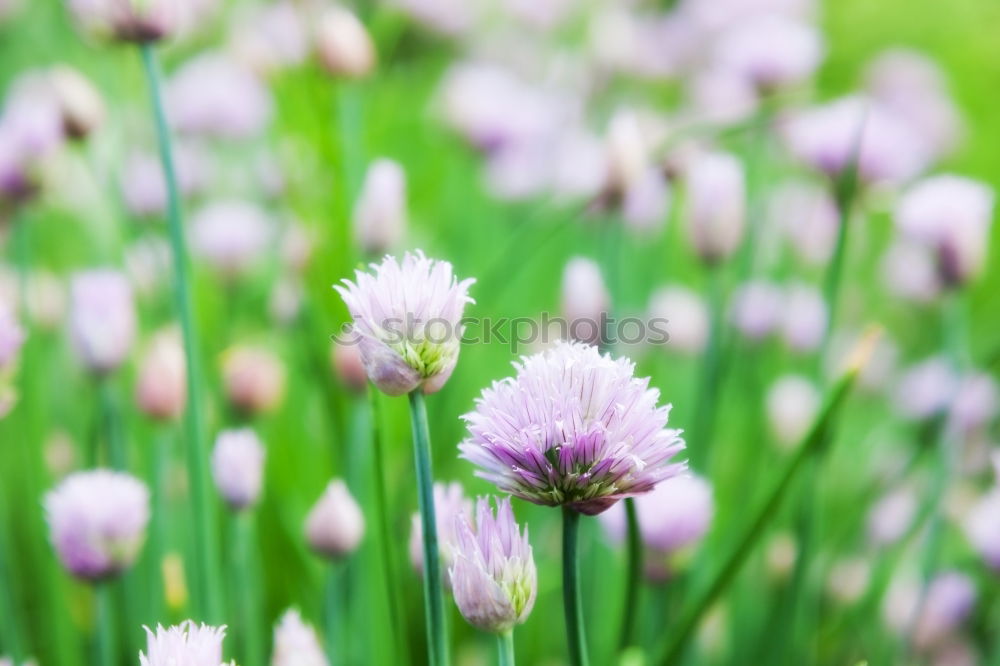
(728, 280), (782, 341)
(409, 481), (471, 578)
(305, 480), (364, 559)
(450, 497), (536, 634)
(598, 474), (714, 581)
(683, 151), (746, 264)
(330, 341), (367, 394)
(67, 0), (179, 43)
(221, 345), (286, 415)
(713, 15), (823, 91)
(0, 302), (24, 370)
(211, 428), (265, 512)
(648, 285), (707, 355)
(765, 532), (797, 582)
(560, 257), (609, 347)
(867, 486), (917, 547)
(315, 7), (376, 79)
(893, 356), (958, 421)
(353, 159), (406, 256)
(190, 200), (274, 278)
(45, 469), (150, 581)
(769, 181), (839, 267)
(780, 283), (827, 353)
(605, 109), (648, 196)
(135, 328), (186, 422)
(25, 270), (66, 330)
(68, 269), (136, 374)
(166, 52), (272, 140)
(272, 608), (327, 666)
(826, 557), (871, 606)
(765, 374), (819, 450)
(894, 175), (995, 288)
(883, 571), (975, 651)
(49, 65), (104, 140)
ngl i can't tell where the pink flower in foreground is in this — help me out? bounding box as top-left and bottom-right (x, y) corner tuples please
(460, 341), (686, 515)
(139, 621), (229, 666)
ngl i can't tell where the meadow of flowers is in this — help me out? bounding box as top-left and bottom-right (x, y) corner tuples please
(1, 0), (999, 664)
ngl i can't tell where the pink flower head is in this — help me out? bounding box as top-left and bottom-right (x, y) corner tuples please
(460, 341), (686, 515)
(166, 52), (272, 140)
(220, 344), (286, 414)
(211, 428), (266, 511)
(599, 474), (714, 557)
(683, 151), (746, 264)
(68, 269), (136, 374)
(139, 621), (228, 666)
(647, 285), (708, 355)
(334, 251), (475, 396)
(714, 14), (824, 90)
(781, 95), (931, 185)
(450, 496), (536, 634)
(190, 200), (274, 278)
(45, 469), (150, 580)
(271, 609), (327, 666)
(561, 257), (609, 347)
(728, 279), (783, 341)
(353, 158), (407, 255)
(66, 0), (187, 43)
(894, 174), (995, 287)
(135, 327), (186, 421)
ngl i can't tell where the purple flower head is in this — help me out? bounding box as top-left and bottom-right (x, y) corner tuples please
(600, 474), (714, 556)
(713, 14), (824, 91)
(139, 621), (229, 666)
(334, 251), (475, 396)
(66, 0), (192, 43)
(211, 428), (265, 511)
(450, 496), (536, 634)
(272, 608), (327, 666)
(190, 200), (274, 279)
(166, 52), (272, 140)
(68, 269), (136, 374)
(409, 481), (472, 578)
(894, 174), (995, 287)
(45, 469), (150, 581)
(460, 341), (686, 515)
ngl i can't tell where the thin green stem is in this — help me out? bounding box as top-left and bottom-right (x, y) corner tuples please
(324, 563), (345, 666)
(369, 391), (405, 662)
(96, 583), (116, 666)
(233, 513), (262, 666)
(98, 378), (126, 469)
(408, 390), (448, 666)
(690, 266), (724, 470)
(148, 428), (171, 620)
(139, 43), (221, 622)
(0, 492), (24, 660)
(618, 498), (642, 652)
(562, 507), (589, 666)
(658, 365), (861, 665)
(497, 631), (515, 666)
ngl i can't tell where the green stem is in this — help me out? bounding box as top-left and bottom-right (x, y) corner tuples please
(562, 507), (589, 666)
(408, 390), (448, 666)
(497, 631), (515, 666)
(658, 365), (860, 665)
(98, 378), (126, 469)
(148, 428), (171, 619)
(324, 563), (347, 666)
(690, 266), (724, 470)
(619, 498), (642, 652)
(0, 493), (24, 660)
(369, 391), (405, 662)
(96, 583), (116, 666)
(233, 513), (262, 666)
(139, 43), (221, 622)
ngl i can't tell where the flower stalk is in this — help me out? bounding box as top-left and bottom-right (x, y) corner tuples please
(498, 631), (515, 666)
(139, 42), (221, 621)
(562, 507), (589, 666)
(408, 390), (448, 666)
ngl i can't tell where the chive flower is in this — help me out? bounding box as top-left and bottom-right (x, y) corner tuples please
(450, 496), (536, 634)
(334, 250), (475, 396)
(45, 469), (150, 581)
(460, 341), (685, 515)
